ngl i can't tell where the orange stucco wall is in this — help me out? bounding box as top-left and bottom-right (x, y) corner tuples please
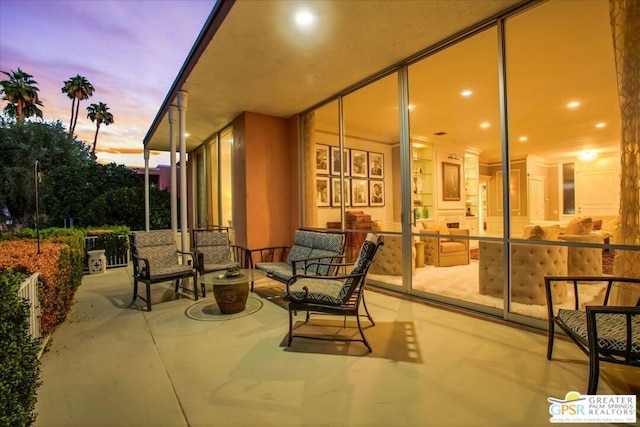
(233, 112), (299, 249)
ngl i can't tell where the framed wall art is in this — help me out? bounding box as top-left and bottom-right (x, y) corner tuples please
(331, 178), (351, 207)
(369, 152), (384, 179)
(330, 146), (350, 176)
(350, 150), (368, 178)
(315, 144), (329, 175)
(442, 162), (461, 201)
(316, 177), (330, 207)
(351, 179), (368, 206)
(369, 180), (384, 206)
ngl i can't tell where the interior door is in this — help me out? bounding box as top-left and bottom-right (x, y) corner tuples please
(528, 177), (544, 222)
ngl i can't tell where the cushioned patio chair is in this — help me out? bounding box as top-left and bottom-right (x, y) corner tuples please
(130, 230), (198, 311)
(283, 234), (384, 352)
(545, 276), (640, 394)
(192, 228), (247, 296)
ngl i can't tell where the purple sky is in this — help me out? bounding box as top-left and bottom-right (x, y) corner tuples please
(0, 0), (216, 167)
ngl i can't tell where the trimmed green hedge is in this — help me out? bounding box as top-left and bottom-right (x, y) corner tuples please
(0, 268), (41, 427)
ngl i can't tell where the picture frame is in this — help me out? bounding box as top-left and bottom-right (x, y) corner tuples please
(369, 152), (384, 179)
(316, 177), (330, 207)
(331, 177), (351, 207)
(350, 150), (368, 178)
(369, 180), (384, 206)
(496, 170), (521, 211)
(442, 162), (461, 201)
(330, 146), (350, 176)
(351, 179), (368, 206)
(315, 144), (330, 175)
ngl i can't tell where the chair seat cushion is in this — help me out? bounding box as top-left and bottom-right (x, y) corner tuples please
(145, 264), (194, 281)
(256, 262), (294, 282)
(558, 309), (640, 356)
(202, 261), (240, 274)
(282, 278), (343, 305)
(440, 241), (466, 253)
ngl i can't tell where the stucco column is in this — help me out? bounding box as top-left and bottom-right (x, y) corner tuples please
(144, 148), (150, 231)
(176, 92), (189, 260)
(168, 105), (178, 238)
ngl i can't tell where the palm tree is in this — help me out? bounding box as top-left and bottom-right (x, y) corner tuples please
(86, 102), (114, 161)
(0, 68), (43, 123)
(62, 74), (94, 137)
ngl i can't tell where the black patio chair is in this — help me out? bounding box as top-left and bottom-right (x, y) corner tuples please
(130, 230), (198, 311)
(283, 234), (384, 352)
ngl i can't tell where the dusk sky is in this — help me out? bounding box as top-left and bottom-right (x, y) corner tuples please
(0, 0), (217, 167)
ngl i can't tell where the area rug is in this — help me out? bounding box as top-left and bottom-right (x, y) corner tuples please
(367, 261), (607, 320)
(185, 296), (263, 321)
(469, 248), (614, 274)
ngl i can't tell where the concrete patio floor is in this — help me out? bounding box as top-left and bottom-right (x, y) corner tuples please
(34, 266), (638, 427)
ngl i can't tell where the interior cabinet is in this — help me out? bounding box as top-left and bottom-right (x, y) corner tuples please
(412, 143), (433, 220)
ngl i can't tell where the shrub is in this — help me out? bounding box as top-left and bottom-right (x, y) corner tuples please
(0, 268), (41, 427)
(0, 228), (85, 336)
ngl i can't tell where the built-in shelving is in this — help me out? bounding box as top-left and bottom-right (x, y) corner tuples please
(412, 143), (433, 220)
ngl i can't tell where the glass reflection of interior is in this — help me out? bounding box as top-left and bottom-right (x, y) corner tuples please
(304, 0), (628, 322)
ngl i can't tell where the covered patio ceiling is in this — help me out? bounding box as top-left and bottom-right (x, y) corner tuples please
(144, 0), (524, 152)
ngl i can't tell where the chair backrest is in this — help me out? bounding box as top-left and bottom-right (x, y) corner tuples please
(337, 234), (384, 301)
(193, 230), (232, 263)
(131, 230), (179, 270)
(285, 230), (346, 274)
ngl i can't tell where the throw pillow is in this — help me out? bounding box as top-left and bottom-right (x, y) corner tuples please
(565, 217), (594, 235)
(593, 219), (602, 230)
(523, 225), (560, 240)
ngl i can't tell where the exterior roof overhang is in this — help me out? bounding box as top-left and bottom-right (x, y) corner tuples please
(144, 0), (525, 152)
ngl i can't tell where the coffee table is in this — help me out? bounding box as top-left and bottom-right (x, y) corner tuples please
(199, 269), (267, 314)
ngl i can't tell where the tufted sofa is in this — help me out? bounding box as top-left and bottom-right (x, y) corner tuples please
(367, 234), (415, 276)
(559, 234), (603, 276)
(368, 222), (415, 276)
(479, 241), (568, 305)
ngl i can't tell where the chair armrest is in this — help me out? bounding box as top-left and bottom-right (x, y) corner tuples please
(230, 244), (253, 268)
(292, 254), (346, 275)
(248, 245), (291, 263)
(177, 249), (196, 267)
(131, 253), (151, 279)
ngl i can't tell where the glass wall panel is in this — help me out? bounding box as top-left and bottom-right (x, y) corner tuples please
(193, 146), (208, 228)
(407, 27), (501, 311)
(207, 135), (220, 226)
(505, 1), (631, 320)
(341, 73), (403, 287)
(305, 100), (339, 229)
(219, 126), (233, 230)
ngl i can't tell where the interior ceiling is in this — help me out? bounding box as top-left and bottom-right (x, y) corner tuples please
(145, 0), (523, 152)
(315, 0), (620, 164)
(146, 0), (619, 165)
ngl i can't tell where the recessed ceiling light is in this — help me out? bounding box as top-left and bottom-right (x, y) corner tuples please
(480, 122), (490, 128)
(519, 136), (528, 142)
(595, 122), (606, 128)
(408, 104), (415, 110)
(461, 90), (472, 97)
(184, 133), (190, 137)
(567, 101), (581, 109)
(295, 10), (315, 28)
